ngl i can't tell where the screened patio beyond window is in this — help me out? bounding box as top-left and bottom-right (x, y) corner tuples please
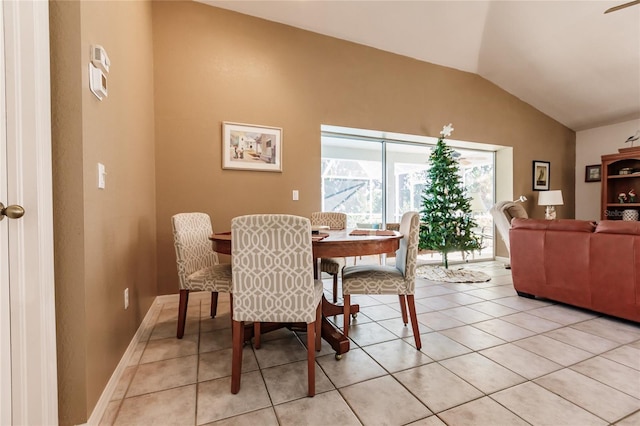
(321, 125), (495, 264)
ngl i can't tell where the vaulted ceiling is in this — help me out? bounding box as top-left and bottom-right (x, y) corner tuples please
(199, 0), (640, 132)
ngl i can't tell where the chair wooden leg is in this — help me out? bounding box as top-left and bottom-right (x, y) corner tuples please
(229, 293), (234, 327)
(343, 294), (351, 336)
(210, 292), (219, 318)
(306, 322), (316, 397)
(231, 320), (244, 394)
(177, 289), (189, 339)
(398, 295), (408, 325)
(315, 303), (322, 351)
(407, 295), (422, 350)
(254, 322), (261, 349)
(332, 273), (338, 303)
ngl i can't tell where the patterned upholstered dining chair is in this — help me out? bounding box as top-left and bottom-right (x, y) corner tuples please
(171, 212), (232, 339)
(341, 211), (422, 349)
(231, 214), (323, 397)
(310, 212), (347, 302)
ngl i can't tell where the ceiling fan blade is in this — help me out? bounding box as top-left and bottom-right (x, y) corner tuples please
(604, 0), (640, 14)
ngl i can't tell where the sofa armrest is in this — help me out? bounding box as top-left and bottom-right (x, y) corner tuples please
(510, 221), (592, 307)
(510, 226), (547, 294)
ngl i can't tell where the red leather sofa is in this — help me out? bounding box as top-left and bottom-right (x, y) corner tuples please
(510, 218), (640, 323)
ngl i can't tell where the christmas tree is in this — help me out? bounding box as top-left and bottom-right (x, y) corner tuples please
(419, 124), (482, 268)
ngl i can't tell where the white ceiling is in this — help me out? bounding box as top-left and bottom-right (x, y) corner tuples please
(199, 0), (640, 132)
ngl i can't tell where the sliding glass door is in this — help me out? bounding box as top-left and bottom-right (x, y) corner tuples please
(321, 126), (495, 262)
(385, 142), (431, 224)
(321, 136), (383, 228)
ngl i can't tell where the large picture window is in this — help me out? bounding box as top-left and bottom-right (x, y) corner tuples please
(321, 125), (495, 262)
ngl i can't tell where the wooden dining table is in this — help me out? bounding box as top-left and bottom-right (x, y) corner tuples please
(210, 228), (403, 358)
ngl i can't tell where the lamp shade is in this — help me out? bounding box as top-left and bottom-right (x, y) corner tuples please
(538, 190), (563, 206)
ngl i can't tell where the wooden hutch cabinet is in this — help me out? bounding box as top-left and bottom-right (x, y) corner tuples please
(601, 147), (640, 220)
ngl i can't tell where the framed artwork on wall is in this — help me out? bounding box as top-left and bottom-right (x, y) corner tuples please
(533, 160), (550, 191)
(585, 164), (601, 182)
(222, 122), (282, 172)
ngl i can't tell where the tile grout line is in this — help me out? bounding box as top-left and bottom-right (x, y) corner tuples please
(107, 262), (640, 426)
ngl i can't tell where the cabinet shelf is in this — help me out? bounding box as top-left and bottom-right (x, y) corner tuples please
(601, 151), (640, 220)
(608, 174), (640, 179)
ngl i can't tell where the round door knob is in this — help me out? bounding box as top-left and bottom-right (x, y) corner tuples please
(0, 202), (25, 221)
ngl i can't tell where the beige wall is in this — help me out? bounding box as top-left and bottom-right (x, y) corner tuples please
(50, 0), (157, 424)
(153, 1), (575, 286)
(48, 1), (578, 422)
(575, 119), (640, 221)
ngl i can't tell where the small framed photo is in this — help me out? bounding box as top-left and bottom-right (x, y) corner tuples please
(533, 160), (550, 191)
(585, 164), (601, 182)
(222, 122), (282, 172)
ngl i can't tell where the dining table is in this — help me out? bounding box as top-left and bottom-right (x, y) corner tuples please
(210, 228), (403, 358)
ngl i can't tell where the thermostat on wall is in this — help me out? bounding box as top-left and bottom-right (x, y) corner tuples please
(91, 45), (110, 73)
(89, 63), (108, 100)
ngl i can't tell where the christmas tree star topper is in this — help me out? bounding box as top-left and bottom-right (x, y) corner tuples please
(440, 123), (454, 138)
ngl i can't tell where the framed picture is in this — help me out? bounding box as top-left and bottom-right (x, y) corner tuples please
(222, 122), (282, 172)
(585, 164), (601, 182)
(532, 160), (550, 191)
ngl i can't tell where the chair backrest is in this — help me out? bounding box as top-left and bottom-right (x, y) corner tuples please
(394, 211), (420, 292)
(310, 212), (346, 230)
(231, 214), (317, 323)
(490, 201), (528, 254)
(385, 223), (400, 231)
(172, 212), (219, 289)
(356, 222), (382, 229)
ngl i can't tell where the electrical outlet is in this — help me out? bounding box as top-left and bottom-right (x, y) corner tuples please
(124, 288), (129, 309)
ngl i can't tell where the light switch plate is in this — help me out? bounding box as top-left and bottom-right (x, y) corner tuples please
(98, 163), (106, 189)
(89, 63), (108, 100)
(292, 190), (299, 201)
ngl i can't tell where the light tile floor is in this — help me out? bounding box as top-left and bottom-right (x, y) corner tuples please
(102, 261), (640, 425)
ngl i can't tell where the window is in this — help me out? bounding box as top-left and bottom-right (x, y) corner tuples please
(321, 137), (382, 227)
(321, 125), (495, 261)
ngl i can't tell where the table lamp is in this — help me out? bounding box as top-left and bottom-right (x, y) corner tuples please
(538, 190), (563, 220)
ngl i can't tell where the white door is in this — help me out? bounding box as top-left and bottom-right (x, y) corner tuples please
(0, 3), (11, 420)
(0, 1), (58, 424)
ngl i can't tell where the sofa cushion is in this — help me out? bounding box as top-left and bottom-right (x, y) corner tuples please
(595, 220), (640, 235)
(511, 218), (596, 233)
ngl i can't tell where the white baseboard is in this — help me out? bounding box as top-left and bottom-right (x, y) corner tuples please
(84, 297), (163, 425)
(154, 293), (180, 304)
(495, 256), (510, 265)
(84, 291), (212, 425)
(156, 290), (213, 304)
